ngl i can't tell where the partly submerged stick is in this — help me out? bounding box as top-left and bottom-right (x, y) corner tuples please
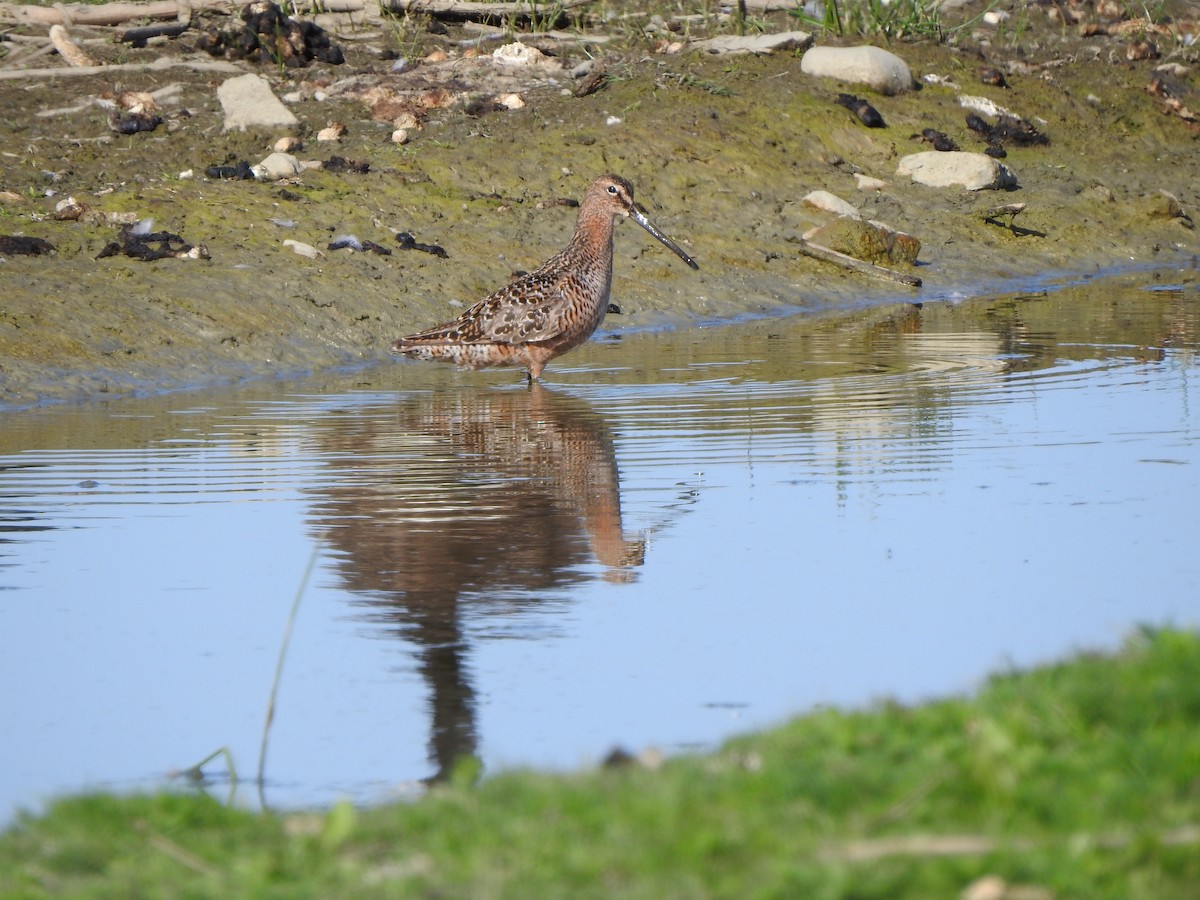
(256, 543), (321, 808)
(795, 237), (923, 288)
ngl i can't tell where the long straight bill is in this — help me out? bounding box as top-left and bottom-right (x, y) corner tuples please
(631, 207), (699, 270)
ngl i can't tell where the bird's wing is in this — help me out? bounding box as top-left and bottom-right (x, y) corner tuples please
(404, 268), (573, 346)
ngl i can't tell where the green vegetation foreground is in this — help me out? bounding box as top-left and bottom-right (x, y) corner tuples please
(3, 628), (1198, 898)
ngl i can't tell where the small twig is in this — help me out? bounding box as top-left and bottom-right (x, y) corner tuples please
(0, 39), (56, 70)
(257, 543), (321, 810)
(146, 833), (223, 878)
(794, 237), (923, 287)
(0, 55), (240, 80)
(821, 824), (1200, 863)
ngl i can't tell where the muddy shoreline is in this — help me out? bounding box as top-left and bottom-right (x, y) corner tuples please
(1, 3), (1198, 409)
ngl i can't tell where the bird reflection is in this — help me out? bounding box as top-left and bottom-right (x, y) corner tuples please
(306, 383), (644, 782)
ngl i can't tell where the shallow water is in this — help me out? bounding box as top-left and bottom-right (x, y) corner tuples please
(2, 271), (1199, 820)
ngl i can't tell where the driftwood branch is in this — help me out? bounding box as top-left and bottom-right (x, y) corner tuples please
(795, 238), (923, 287)
(0, 54), (242, 81)
(383, 0), (592, 23)
(0, 0), (231, 27)
(49, 24), (99, 66)
(115, 21), (192, 44)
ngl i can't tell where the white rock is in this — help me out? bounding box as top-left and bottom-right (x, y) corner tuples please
(496, 92), (525, 110)
(800, 45), (914, 95)
(695, 31), (813, 55)
(854, 174), (888, 191)
(922, 73), (959, 89)
(897, 151), (1017, 191)
(492, 42), (550, 67)
(283, 239), (322, 259)
(960, 94), (1016, 119)
(274, 136), (303, 153)
(217, 73), (299, 131)
(392, 128), (410, 144)
(802, 190), (859, 217)
(252, 152), (304, 180)
(983, 10), (1010, 25)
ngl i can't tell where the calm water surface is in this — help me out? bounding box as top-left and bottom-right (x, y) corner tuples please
(2, 272), (1199, 819)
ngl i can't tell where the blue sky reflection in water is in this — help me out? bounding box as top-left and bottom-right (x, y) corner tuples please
(1, 275), (1199, 819)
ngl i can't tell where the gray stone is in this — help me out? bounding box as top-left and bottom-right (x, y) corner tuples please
(897, 151), (1018, 191)
(252, 152), (303, 181)
(800, 45), (914, 95)
(696, 31), (813, 55)
(217, 73), (298, 132)
(802, 190), (859, 218)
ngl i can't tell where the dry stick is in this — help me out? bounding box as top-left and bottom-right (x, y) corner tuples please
(146, 833), (223, 877)
(383, 0), (592, 22)
(821, 824), (1200, 863)
(0, 55), (241, 80)
(795, 237), (923, 288)
(0, 0), (374, 27)
(256, 543), (320, 811)
(741, 0), (807, 9)
(0, 39), (56, 70)
(0, 0), (233, 28)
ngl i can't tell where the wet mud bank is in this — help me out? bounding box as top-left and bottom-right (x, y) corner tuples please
(1, 2), (1198, 408)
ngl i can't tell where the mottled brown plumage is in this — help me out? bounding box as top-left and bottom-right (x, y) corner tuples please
(391, 174), (698, 380)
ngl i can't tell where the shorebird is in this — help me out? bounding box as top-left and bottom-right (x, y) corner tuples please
(391, 174), (699, 380)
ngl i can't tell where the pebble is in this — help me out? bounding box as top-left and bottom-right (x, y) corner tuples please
(251, 152), (304, 180)
(802, 190), (859, 218)
(800, 45), (914, 96)
(217, 73), (299, 132)
(492, 43), (551, 68)
(392, 128), (410, 144)
(391, 111), (421, 130)
(317, 122), (347, 142)
(854, 174), (888, 191)
(897, 151), (1018, 191)
(274, 136), (303, 153)
(283, 239), (323, 259)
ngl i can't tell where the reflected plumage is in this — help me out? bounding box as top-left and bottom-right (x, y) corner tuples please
(391, 174), (698, 380)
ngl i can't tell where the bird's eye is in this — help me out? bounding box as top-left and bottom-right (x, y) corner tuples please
(607, 185), (618, 195)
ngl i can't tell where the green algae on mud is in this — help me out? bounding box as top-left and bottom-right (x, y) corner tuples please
(1, 7), (1198, 407)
